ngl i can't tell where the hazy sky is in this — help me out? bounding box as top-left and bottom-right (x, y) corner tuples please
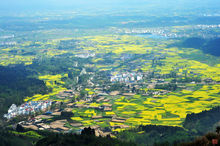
(1, 0), (220, 15)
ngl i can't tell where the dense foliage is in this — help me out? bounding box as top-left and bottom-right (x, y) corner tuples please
(117, 106), (220, 145)
(0, 65), (50, 116)
(0, 128), (35, 146)
(181, 37), (220, 57)
(36, 133), (135, 146)
(182, 132), (220, 146)
(0, 127), (135, 146)
(118, 125), (193, 146)
(184, 106), (220, 134)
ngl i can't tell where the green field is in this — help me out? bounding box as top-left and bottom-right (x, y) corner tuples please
(2, 34), (219, 132)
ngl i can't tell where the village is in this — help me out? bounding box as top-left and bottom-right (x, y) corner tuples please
(2, 36), (219, 138)
(3, 77), (172, 137)
(75, 53), (96, 58)
(121, 24), (220, 38)
(3, 101), (52, 120)
(110, 72), (143, 83)
(2, 60), (219, 138)
(3, 53), (217, 138)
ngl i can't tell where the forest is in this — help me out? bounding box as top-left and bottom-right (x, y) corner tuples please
(0, 65), (50, 117)
(0, 126), (135, 146)
(179, 38), (220, 57)
(117, 106), (220, 145)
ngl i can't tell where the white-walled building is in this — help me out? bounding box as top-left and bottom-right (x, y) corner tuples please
(3, 100), (52, 120)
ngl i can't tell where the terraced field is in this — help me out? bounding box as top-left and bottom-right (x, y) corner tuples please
(2, 35), (220, 132)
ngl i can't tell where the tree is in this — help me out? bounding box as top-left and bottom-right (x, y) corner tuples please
(132, 87), (136, 93)
(81, 127), (95, 136)
(216, 126), (220, 134)
(16, 124), (24, 132)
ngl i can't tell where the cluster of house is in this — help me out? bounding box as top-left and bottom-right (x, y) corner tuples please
(56, 90), (75, 99)
(73, 94), (112, 111)
(75, 53), (95, 58)
(0, 41), (17, 46)
(3, 100), (52, 120)
(194, 24), (220, 29)
(122, 25), (220, 39)
(110, 72), (143, 83)
(123, 28), (173, 37)
(0, 34), (15, 39)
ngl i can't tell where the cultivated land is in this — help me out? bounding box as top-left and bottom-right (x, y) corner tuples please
(1, 28), (220, 137)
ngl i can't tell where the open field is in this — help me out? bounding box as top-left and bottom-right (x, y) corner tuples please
(1, 34), (220, 133)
